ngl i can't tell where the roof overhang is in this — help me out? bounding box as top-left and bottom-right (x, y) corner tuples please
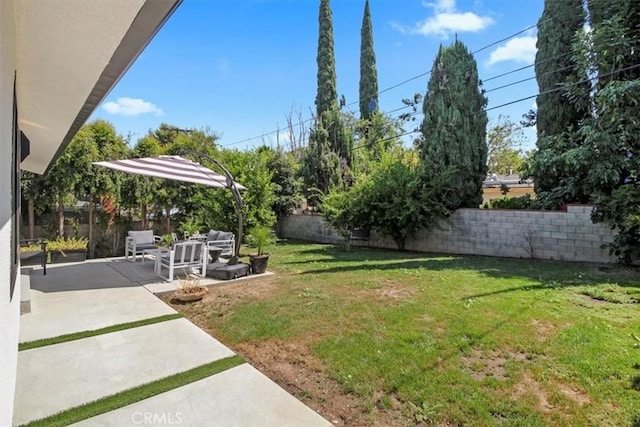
(16, 0), (181, 174)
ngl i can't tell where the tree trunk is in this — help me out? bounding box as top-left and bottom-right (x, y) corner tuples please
(141, 204), (147, 230)
(88, 193), (95, 258)
(28, 199), (35, 240)
(57, 195), (65, 238)
(165, 206), (171, 233)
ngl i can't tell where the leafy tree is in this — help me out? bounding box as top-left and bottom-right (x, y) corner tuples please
(261, 147), (303, 222)
(530, 3), (640, 261)
(21, 171), (51, 239)
(588, 0), (640, 84)
(121, 135), (162, 230)
(529, 0), (588, 198)
(359, 0), (378, 121)
(72, 120), (129, 256)
(355, 111), (404, 165)
(323, 148), (450, 250)
(418, 40), (488, 209)
(486, 117), (525, 175)
(192, 148), (276, 238)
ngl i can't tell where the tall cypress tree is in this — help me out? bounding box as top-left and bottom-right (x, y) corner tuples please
(530, 0), (588, 198)
(315, 0), (338, 118)
(314, 0), (352, 168)
(535, 0), (585, 139)
(418, 40), (488, 209)
(302, 0), (351, 200)
(359, 0), (378, 120)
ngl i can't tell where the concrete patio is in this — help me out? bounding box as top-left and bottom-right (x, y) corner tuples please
(14, 258), (331, 426)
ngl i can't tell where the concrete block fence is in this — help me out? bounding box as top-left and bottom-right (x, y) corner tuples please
(279, 205), (617, 264)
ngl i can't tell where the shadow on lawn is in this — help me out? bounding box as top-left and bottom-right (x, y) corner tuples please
(280, 242), (640, 293)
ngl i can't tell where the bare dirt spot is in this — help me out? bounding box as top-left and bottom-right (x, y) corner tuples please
(461, 349), (528, 381)
(530, 318), (556, 341)
(511, 375), (591, 415)
(161, 279), (407, 427)
(512, 374), (555, 412)
(556, 382), (591, 406)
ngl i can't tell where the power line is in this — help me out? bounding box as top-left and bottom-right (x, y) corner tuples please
(220, 2), (589, 149)
(485, 62), (640, 113)
(221, 19), (550, 148)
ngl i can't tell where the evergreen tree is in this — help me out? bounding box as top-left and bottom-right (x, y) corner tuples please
(528, 0), (588, 200)
(418, 40), (488, 209)
(359, 0), (378, 120)
(535, 0), (586, 140)
(302, 0), (352, 196)
(315, 0), (338, 118)
(300, 118), (341, 205)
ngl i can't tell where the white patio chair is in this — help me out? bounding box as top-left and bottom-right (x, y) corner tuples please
(125, 230), (161, 262)
(157, 240), (204, 282)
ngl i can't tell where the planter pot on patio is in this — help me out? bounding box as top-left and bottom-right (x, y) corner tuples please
(50, 249), (87, 264)
(20, 251), (46, 266)
(174, 289), (206, 302)
(249, 254), (270, 274)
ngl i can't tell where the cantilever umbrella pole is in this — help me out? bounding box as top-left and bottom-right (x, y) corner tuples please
(180, 150), (243, 258)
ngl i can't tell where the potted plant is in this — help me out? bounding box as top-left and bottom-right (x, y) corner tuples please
(158, 233), (174, 248)
(179, 218), (201, 240)
(174, 274), (207, 302)
(247, 225), (275, 274)
(46, 237), (89, 263)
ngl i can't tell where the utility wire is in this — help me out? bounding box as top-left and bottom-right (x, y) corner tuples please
(221, 19), (549, 148)
(485, 62), (640, 112)
(221, 3), (588, 149)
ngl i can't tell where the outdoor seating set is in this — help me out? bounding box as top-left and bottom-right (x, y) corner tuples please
(125, 229), (246, 281)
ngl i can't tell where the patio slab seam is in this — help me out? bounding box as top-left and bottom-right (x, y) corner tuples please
(21, 356), (246, 427)
(19, 313), (184, 351)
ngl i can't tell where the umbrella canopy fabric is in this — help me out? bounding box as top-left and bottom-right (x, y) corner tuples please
(93, 155), (246, 190)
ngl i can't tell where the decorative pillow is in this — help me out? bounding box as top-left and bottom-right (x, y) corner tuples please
(206, 230), (220, 242)
(217, 231), (234, 241)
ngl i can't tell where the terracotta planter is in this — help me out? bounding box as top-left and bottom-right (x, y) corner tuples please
(249, 254), (270, 274)
(175, 288), (206, 302)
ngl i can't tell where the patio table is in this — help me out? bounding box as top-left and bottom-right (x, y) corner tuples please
(141, 248), (164, 273)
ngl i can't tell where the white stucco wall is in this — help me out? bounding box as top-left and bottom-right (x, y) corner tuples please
(0, 1), (20, 426)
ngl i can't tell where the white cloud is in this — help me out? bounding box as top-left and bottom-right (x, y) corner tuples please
(422, 0), (455, 13)
(394, 0), (493, 38)
(102, 97), (163, 117)
(488, 36), (537, 65)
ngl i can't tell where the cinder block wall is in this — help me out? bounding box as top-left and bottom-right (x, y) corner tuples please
(279, 205), (617, 263)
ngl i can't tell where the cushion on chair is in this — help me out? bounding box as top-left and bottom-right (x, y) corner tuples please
(206, 230), (221, 242)
(128, 230), (155, 245)
(217, 231), (234, 241)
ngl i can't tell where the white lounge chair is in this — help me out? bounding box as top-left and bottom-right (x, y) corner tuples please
(157, 240), (204, 282)
(125, 230), (161, 262)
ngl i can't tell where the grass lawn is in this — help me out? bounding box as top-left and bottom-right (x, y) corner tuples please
(166, 241), (640, 426)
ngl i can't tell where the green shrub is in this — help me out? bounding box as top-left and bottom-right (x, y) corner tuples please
(485, 194), (533, 210)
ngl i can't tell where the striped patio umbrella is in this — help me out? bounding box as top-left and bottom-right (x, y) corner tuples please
(93, 155), (246, 190)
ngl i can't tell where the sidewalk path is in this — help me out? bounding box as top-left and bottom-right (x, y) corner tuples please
(14, 259), (331, 426)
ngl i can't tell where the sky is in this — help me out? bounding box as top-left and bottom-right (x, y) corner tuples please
(91, 0), (544, 152)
